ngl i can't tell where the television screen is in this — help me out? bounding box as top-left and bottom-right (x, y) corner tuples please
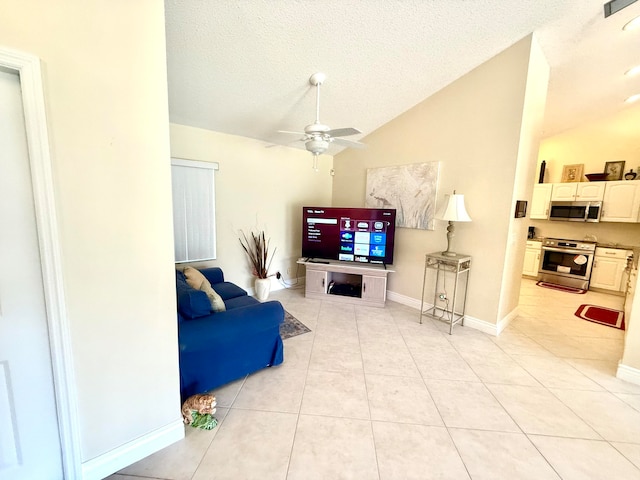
(302, 206), (396, 265)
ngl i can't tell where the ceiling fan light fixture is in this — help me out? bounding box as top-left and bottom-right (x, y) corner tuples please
(622, 15), (640, 30)
(305, 138), (329, 155)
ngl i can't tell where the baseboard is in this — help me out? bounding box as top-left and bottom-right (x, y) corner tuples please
(248, 276), (304, 297)
(81, 419), (184, 480)
(616, 362), (640, 386)
(462, 314), (499, 336)
(386, 290), (422, 310)
(387, 290), (511, 336)
(497, 307), (519, 335)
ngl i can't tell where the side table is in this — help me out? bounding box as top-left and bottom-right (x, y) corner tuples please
(419, 251), (471, 334)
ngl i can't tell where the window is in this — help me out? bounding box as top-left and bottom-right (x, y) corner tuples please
(171, 158), (219, 263)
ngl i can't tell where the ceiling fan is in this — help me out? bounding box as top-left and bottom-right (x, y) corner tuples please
(278, 72), (365, 170)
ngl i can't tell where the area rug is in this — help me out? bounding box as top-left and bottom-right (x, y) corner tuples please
(575, 304), (625, 330)
(536, 280), (586, 294)
(280, 310), (311, 340)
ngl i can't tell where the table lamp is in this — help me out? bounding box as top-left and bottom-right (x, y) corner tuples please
(436, 191), (471, 257)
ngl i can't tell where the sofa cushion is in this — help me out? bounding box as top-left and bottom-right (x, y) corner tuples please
(224, 295), (260, 310)
(212, 281), (248, 301)
(176, 273), (211, 319)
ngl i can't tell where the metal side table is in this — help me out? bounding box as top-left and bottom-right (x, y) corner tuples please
(419, 251), (471, 334)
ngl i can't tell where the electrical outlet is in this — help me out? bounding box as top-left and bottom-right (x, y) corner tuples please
(287, 267), (292, 274)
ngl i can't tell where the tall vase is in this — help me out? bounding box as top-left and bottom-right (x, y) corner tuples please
(254, 278), (271, 301)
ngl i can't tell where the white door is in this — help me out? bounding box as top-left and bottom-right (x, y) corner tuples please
(0, 68), (63, 478)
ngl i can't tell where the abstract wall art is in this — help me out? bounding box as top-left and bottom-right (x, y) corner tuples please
(365, 162), (440, 230)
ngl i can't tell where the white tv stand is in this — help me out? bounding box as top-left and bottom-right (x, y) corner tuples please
(297, 258), (394, 308)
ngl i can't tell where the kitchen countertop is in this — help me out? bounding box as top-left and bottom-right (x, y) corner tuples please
(595, 242), (638, 251)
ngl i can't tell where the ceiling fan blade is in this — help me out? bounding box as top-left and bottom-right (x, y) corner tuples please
(332, 137), (366, 149)
(277, 130), (306, 136)
(326, 127), (361, 137)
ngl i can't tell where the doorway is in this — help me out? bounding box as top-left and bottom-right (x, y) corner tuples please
(0, 48), (80, 479)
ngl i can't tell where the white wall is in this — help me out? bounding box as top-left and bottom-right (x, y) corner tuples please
(497, 37), (550, 323)
(333, 35), (545, 329)
(0, 0), (181, 463)
(169, 124), (333, 291)
(537, 104), (640, 184)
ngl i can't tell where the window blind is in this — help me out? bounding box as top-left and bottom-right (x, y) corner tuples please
(171, 158), (219, 263)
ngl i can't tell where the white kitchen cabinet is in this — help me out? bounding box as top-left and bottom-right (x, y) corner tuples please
(589, 247), (630, 292)
(550, 182), (605, 201)
(600, 181), (640, 223)
(530, 184), (553, 219)
(522, 240), (542, 277)
(551, 183), (577, 201)
(576, 182), (605, 201)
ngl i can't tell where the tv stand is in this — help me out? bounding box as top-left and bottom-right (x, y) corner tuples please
(297, 259), (395, 308)
(307, 258), (330, 264)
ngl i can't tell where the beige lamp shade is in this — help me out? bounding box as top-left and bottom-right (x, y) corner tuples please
(437, 192), (471, 257)
(437, 194), (472, 222)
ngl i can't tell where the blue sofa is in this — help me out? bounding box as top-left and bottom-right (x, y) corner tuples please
(176, 267), (284, 400)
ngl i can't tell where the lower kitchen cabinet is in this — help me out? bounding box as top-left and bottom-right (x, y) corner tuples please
(522, 240), (542, 277)
(589, 247), (631, 292)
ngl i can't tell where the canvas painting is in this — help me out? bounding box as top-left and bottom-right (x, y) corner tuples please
(365, 162), (440, 230)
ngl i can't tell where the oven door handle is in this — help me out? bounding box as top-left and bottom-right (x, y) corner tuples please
(542, 246), (592, 255)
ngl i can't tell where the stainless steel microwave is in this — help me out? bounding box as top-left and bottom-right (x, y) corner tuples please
(549, 201), (601, 222)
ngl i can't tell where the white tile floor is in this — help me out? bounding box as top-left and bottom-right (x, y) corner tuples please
(109, 279), (640, 480)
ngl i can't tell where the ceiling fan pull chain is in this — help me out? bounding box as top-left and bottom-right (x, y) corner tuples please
(313, 154), (319, 172)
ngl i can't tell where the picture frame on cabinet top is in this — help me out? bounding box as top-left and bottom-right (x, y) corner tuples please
(561, 163), (584, 183)
(604, 161), (625, 181)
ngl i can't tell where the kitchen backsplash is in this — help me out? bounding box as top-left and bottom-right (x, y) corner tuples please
(529, 219), (640, 246)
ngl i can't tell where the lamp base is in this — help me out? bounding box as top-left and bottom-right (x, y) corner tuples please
(441, 221), (457, 257)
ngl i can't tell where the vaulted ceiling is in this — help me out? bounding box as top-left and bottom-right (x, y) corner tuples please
(164, 0), (640, 155)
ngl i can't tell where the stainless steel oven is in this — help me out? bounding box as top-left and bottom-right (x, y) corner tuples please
(538, 238), (596, 290)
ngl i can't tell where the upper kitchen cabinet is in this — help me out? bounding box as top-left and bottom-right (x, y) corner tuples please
(551, 182), (577, 201)
(576, 182), (605, 201)
(601, 181), (640, 223)
(530, 184), (553, 219)
(550, 182), (605, 201)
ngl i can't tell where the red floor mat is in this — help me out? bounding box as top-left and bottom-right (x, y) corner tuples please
(536, 281), (586, 294)
(575, 304), (625, 330)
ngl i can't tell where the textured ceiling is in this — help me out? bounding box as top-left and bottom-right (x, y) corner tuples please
(164, 0), (640, 155)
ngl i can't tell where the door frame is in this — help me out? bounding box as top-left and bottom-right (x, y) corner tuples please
(0, 46), (81, 479)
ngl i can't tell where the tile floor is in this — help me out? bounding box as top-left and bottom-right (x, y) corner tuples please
(109, 278), (640, 480)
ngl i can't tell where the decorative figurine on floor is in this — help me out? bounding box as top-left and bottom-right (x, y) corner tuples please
(181, 393), (218, 430)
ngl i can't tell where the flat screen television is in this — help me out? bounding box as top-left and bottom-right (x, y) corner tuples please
(302, 206), (396, 265)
